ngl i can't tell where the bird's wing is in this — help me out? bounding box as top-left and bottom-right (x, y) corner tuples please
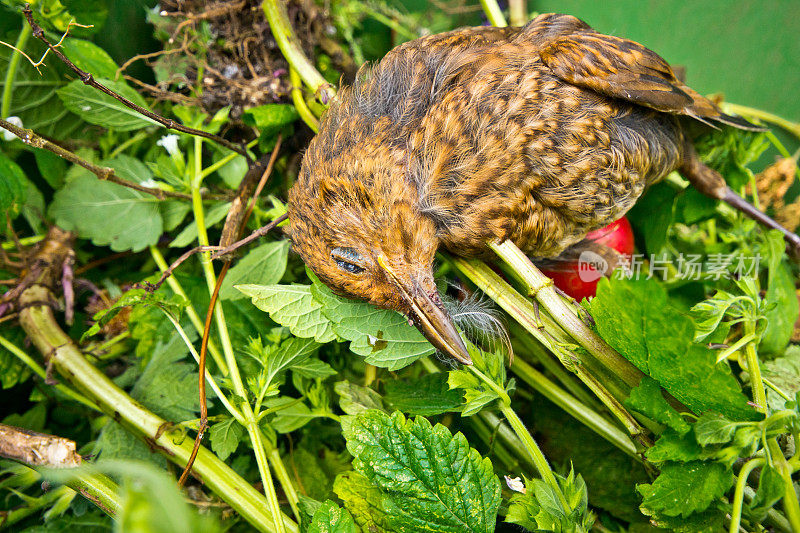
(529, 14), (763, 130)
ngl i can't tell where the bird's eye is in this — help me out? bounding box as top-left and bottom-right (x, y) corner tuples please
(331, 247), (365, 274)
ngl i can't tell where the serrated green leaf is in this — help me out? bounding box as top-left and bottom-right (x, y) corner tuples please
(208, 417), (244, 461)
(384, 373), (462, 416)
(342, 410), (501, 533)
(292, 358), (337, 379)
(57, 78), (159, 131)
(333, 471), (391, 533)
(312, 280), (434, 370)
(506, 469), (593, 533)
(693, 412), (740, 445)
(242, 104), (298, 135)
(308, 500), (357, 533)
(237, 284), (337, 343)
(169, 202), (230, 248)
(761, 230), (799, 354)
(690, 289), (743, 342)
(645, 430), (703, 464)
(624, 377), (690, 434)
(60, 38), (119, 78)
(762, 346), (800, 410)
(219, 241), (288, 300)
(334, 381), (385, 415)
(264, 397), (314, 433)
(638, 462), (734, 518)
(49, 169), (163, 252)
(591, 277), (754, 420)
(265, 337), (320, 385)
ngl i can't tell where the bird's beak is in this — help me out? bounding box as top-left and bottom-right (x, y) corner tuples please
(377, 255), (472, 365)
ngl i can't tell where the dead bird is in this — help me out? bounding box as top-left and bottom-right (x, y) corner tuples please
(287, 13), (798, 365)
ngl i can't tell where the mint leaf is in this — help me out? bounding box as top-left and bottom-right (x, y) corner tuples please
(384, 373), (462, 416)
(209, 417), (244, 461)
(591, 277), (754, 420)
(312, 281), (434, 370)
(57, 78), (160, 131)
(334, 471), (391, 533)
(638, 462), (734, 518)
(625, 377), (690, 434)
(49, 172), (163, 252)
(237, 284), (337, 343)
(220, 241), (288, 300)
(308, 500), (357, 533)
(342, 410), (500, 533)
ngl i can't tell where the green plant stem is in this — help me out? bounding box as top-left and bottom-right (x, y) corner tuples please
(0, 333), (98, 411)
(498, 402), (570, 510)
(730, 457), (765, 533)
(262, 0), (335, 103)
(150, 246), (229, 375)
(767, 438), (800, 532)
(479, 0), (508, 27)
(265, 437), (301, 522)
(723, 102), (800, 140)
(715, 332), (757, 363)
(364, 9), (417, 40)
(468, 365), (511, 404)
(200, 139), (259, 179)
(190, 137), (287, 533)
(2, 234), (43, 250)
(508, 0), (527, 26)
(163, 313), (244, 423)
(290, 68), (320, 131)
(18, 285), (297, 533)
(107, 131), (149, 159)
(743, 323), (767, 414)
(488, 240), (644, 390)
(470, 414), (525, 473)
(510, 357), (639, 458)
(1, 23), (30, 119)
(452, 257), (646, 442)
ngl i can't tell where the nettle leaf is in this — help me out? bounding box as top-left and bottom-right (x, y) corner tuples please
(690, 290), (745, 342)
(308, 500), (357, 533)
(82, 288), (186, 340)
(342, 410), (501, 533)
(645, 430), (703, 464)
(448, 346), (510, 416)
(693, 412), (740, 446)
(242, 104), (299, 138)
(49, 165), (163, 252)
(591, 277), (754, 421)
(384, 373), (463, 416)
(312, 281), (434, 370)
(57, 78), (160, 131)
(334, 381), (386, 415)
(506, 469), (593, 533)
(624, 377), (690, 434)
(208, 417), (245, 461)
(334, 471), (392, 533)
(264, 396), (314, 433)
(637, 462), (734, 518)
(292, 358), (337, 379)
(170, 202), (231, 247)
(220, 241), (288, 300)
(237, 284), (337, 343)
(265, 337), (321, 385)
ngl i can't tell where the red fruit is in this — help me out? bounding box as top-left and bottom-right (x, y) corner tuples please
(540, 217), (635, 301)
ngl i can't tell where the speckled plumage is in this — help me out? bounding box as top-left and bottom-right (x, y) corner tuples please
(286, 13), (761, 333)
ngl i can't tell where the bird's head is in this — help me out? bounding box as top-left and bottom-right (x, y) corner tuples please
(287, 133), (471, 365)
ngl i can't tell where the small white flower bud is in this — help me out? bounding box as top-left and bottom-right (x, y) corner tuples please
(1, 116), (23, 142)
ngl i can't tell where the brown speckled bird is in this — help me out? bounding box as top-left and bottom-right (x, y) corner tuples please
(287, 13), (799, 365)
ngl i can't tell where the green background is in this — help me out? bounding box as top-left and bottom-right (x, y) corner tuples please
(530, 0), (800, 122)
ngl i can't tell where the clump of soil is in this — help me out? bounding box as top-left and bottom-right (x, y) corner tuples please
(147, 0), (354, 120)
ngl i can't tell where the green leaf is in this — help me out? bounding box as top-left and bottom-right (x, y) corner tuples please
(0, 328), (32, 389)
(312, 280), (434, 370)
(237, 284), (337, 343)
(506, 469), (594, 533)
(57, 78), (160, 131)
(384, 373), (463, 416)
(762, 346), (800, 410)
(645, 430), (703, 464)
(690, 289), (743, 342)
(169, 202), (231, 247)
(264, 397), (314, 433)
(625, 377), (690, 434)
(60, 38), (119, 78)
(49, 163), (163, 252)
(334, 381), (385, 415)
(333, 471), (391, 533)
(746, 464), (784, 522)
(292, 358), (337, 379)
(308, 500), (357, 533)
(693, 412), (739, 445)
(0, 151), (27, 214)
(761, 230), (799, 354)
(219, 241), (288, 300)
(637, 462), (734, 518)
(265, 337), (321, 385)
(242, 104), (299, 136)
(208, 417), (244, 461)
(626, 182), (675, 254)
(342, 410), (501, 533)
(34, 149), (67, 189)
(590, 277), (754, 420)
